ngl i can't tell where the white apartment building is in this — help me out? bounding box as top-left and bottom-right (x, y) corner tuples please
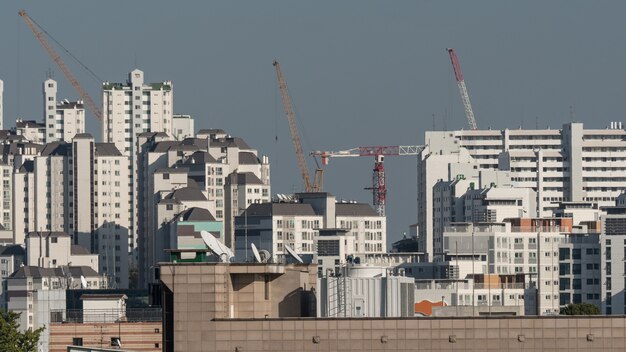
(14, 120), (45, 144)
(600, 206), (626, 315)
(557, 233), (601, 309)
(443, 220), (570, 315)
(43, 78), (85, 143)
(235, 194), (387, 262)
(235, 202), (322, 262)
(25, 231), (98, 272)
(102, 69), (173, 156)
(12, 134), (130, 288)
(418, 122), (626, 259)
(336, 202), (386, 253)
(433, 178), (536, 260)
(172, 114), (195, 140)
(0, 244), (26, 307)
(136, 131), (270, 287)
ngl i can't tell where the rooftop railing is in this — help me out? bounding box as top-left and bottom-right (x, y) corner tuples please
(50, 308), (162, 323)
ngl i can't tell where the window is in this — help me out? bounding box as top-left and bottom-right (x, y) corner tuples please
(572, 249), (581, 260)
(72, 337), (83, 346)
(111, 337), (121, 347)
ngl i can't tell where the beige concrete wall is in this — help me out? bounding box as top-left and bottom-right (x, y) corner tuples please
(49, 322), (161, 352)
(179, 316), (625, 352)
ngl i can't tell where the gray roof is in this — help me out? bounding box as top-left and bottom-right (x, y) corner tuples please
(233, 172), (263, 185)
(26, 231), (70, 238)
(210, 136), (250, 149)
(335, 203), (378, 217)
(175, 207), (216, 222)
(164, 187), (207, 202)
(18, 160), (34, 173)
(15, 120), (44, 129)
(40, 142), (70, 156)
(95, 143), (123, 157)
(73, 133), (94, 140)
(0, 245), (25, 257)
(182, 151), (216, 165)
(71, 245), (91, 255)
(151, 141), (181, 153)
(198, 128), (225, 134)
(239, 151), (260, 165)
(243, 202), (317, 217)
(9, 265), (99, 279)
(155, 167), (188, 174)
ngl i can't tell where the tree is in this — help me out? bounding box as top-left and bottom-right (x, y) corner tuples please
(560, 303), (600, 315)
(0, 309), (44, 352)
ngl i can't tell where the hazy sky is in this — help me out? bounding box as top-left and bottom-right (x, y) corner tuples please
(2, 1), (626, 244)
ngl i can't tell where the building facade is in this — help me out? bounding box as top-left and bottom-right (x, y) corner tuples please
(418, 122), (626, 259)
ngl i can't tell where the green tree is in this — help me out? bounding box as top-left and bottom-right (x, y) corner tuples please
(560, 303), (600, 315)
(0, 309), (44, 352)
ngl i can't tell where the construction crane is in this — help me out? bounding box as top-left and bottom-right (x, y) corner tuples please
(446, 48), (477, 130)
(19, 10), (103, 121)
(311, 145), (424, 216)
(273, 60), (323, 192)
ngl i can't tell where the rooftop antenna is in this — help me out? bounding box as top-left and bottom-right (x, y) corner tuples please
(284, 244), (304, 264)
(251, 243), (262, 263)
(200, 231), (233, 263)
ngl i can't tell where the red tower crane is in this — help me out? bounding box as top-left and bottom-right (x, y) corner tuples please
(19, 10), (103, 122)
(311, 145), (424, 216)
(447, 48), (477, 130)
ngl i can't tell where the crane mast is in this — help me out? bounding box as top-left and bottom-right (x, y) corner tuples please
(273, 60), (322, 192)
(19, 10), (103, 122)
(447, 48), (477, 130)
(311, 145), (425, 216)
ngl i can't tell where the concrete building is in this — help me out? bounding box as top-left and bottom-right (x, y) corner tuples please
(442, 219), (572, 315)
(432, 179), (536, 260)
(558, 233), (601, 309)
(49, 320), (162, 352)
(12, 135), (130, 288)
(102, 69), (173, 156)
(43, 78), (85, 143)
(600, 206), (626, 314)
(413, 274), (532, 317)
(158, 260), (317, 351)
(418, 122), (626, 259)
(235, 202), (322, 262)
(3, 266), (106, 334)
(0, 244), (25, 307)
(157, 254), (626, 352)
(235, 194), (386, 262)
(136, 131), (270, 287)
(14, 119), (45, 144)
(26, 232), (98, 272)
(172, 114), (194, 140)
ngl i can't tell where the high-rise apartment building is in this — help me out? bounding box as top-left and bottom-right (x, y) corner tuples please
(102, 69), (173, 156)
(418, 122), (626, 259)
(12, 134), (130, 288)
(43, 78), (86, 143)
(135, 130), (270, 287)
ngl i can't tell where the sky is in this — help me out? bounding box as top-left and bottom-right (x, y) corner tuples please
(2, 1), (626, 245)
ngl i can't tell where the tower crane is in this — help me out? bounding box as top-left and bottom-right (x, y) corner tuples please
(273, 60), (323, 192)
(311, 145), (424, 216)
(447, 48), (477, 130)
(19, 10), (103, 121)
